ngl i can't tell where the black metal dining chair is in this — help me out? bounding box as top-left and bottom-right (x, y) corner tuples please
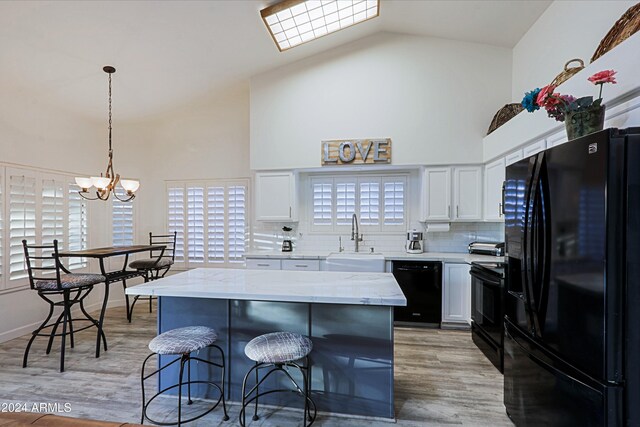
(22, 239), (106, 372)
(126, 231), (177, 322)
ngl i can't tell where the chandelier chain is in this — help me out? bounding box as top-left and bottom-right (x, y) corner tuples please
(108, 71), (112, 153)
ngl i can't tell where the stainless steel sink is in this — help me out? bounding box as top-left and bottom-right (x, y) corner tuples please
(325, 252), (386, 272)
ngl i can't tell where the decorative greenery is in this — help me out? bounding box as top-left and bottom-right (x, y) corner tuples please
(522, 70), (617, 122)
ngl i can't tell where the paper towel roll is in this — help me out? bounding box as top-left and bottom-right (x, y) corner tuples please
(426, 223), (450, 233)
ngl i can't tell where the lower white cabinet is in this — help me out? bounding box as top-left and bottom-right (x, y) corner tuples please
(442, 263), (471, 325)
(246, 258), (320, 271)
(245, 258), (281, 270)
(281, 259), (320, 271)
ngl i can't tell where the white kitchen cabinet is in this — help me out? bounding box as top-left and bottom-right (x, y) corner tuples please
(505, 149), (524, 166)
(281, 259), (320, 271)
(546, 131), (568, 148)
(452, 166), (482, 221)
(483, 158), (505, 222)
(421, 167), (451, 221)
(255, 172), (298, 221)
(421, 166), (482, 222)
(245, 258), (282, 270)
(523, 139), (546, 158)
(442, 263), (471, 325)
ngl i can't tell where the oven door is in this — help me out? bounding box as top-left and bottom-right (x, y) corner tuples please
(470, 266), (504, 346)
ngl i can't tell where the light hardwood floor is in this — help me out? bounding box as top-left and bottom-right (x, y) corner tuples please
(0, 305), (512, 426)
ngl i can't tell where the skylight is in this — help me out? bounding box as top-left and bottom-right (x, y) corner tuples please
(260, 0), (380, 52)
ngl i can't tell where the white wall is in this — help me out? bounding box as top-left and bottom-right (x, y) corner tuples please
(250, 32), (512, 170)
(126, 83), (251, 241)
(511, 0), (637, 100)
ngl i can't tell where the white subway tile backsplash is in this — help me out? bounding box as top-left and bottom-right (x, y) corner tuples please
(251, 222), (504, 254)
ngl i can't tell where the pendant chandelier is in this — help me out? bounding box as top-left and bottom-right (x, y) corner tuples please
(75, 66), (139, 202)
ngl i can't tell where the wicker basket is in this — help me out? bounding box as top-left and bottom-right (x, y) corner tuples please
(486, 103), (524, 135)
(591, 2), (640, 63)
(550, 59), (585, 87)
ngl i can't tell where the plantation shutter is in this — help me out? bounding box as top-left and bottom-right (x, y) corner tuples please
(227, 185), (246, 263)
(68, 184), (88, 269)
(167, 185), (186, 264)
(312, 179), (332, 226)
(383, 178), (405, 226)
(359, 179), (380, 226)
(186, 185), (205, 263)
(112, 187), (134, 246)
(335, 181), (356, 226)
(41, 178), (65, 268)
(9, 173), (36, 282)
(207, 186), (225, 263)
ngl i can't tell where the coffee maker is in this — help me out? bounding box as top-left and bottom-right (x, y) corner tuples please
(406, 230), (424, 254)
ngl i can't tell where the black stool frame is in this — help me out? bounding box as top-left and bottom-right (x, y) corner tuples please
(240, 357), (316, 427)
(127, 231), (176, 322)
(22, 239), (106, 372)
(140, 344), (229, 426)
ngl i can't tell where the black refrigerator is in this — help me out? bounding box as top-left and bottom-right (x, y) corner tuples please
(503, 128), (640, 426)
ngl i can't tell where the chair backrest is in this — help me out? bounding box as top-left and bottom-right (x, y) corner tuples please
(149, 232), (177, 261)
(22, 239), (64, 291)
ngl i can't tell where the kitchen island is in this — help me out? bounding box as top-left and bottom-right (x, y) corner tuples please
(126, 267), (406, 420)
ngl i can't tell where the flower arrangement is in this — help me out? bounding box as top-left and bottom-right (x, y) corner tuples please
(521, 70), (617, 122)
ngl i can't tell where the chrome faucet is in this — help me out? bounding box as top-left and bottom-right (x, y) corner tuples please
(351, 213), (364, 252)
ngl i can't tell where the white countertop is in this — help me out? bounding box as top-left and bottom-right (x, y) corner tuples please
(125, 267), (407, 306)
(244, 249), (503, 264)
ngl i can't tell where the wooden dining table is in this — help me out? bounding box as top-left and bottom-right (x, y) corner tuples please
(57, 245), (166, 358)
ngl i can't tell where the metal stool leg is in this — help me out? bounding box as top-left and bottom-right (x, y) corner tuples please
(253, 361), (259, 421)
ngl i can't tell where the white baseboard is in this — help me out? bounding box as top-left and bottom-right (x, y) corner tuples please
(0, 298), (126, 344)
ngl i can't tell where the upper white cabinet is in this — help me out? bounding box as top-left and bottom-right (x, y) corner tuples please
(505, 149), (524, 166)
(255, 172), (298, 221)
(452, 166), (482, 221)
(546, 131), (568, 149)
(484, 158), (505, 222)
(422, 167), (451, 221)
(523, 139), (546, 159)
(421, 166), (482, 222)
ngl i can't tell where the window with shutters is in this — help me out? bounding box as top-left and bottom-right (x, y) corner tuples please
(41, 178), (65, 269)
(0, 166), (92, 291)
(310, 174), (406, 232)
(68, 184), (88, 269)
(8, 172), (37, 284)
(112, 187), (135, 246)
(167, 179), (248, 269)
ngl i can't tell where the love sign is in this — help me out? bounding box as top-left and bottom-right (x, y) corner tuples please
(321, 138), (391, 166)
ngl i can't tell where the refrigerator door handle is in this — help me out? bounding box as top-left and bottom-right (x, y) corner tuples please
(522, 155), (539, 334)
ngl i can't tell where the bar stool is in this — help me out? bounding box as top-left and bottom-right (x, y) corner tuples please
(140, 326), (229, 426)
(240, 332), (316, 427)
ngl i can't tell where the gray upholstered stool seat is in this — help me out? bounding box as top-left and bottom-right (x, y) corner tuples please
(129, 258), (174, 269)
(149, 326), (218, 355)
(244, 331), (313, 364)
(35, 273), (106, 291)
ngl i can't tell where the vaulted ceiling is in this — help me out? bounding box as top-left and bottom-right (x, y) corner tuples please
(0, 0), (551, 121)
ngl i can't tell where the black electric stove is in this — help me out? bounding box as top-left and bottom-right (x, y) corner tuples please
(470, 261), (506, 372)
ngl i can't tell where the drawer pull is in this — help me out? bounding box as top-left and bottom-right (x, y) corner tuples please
(295, 264), (307, 268)
(257, 263), (270, 267)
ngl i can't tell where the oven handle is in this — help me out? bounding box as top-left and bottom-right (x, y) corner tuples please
(470, 271), (503, 287)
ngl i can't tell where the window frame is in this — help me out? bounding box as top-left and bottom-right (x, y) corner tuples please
(308, 172), (408, 234)
(166, 178), (250, 270)
(0, 164), (90, 293)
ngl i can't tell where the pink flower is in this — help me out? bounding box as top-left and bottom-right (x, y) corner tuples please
(588, 70), (617, 85)
(536, 85), (556, 106)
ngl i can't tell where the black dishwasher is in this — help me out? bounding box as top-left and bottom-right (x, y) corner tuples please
(392, 261), (442, 324)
